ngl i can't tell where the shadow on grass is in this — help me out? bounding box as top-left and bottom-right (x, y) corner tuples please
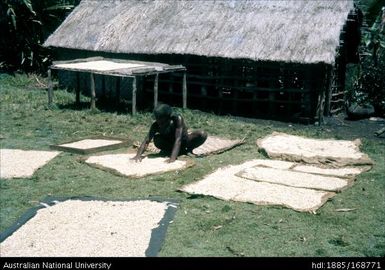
(57, 99), (127, 114)
(57, 96), (156, 115)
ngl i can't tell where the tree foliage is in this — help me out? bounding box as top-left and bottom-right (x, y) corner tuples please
(0, 0), (79, 73)
(349, 7), (385, 116)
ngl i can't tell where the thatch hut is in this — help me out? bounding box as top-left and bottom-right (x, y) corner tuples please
(44, 0), (362, 122)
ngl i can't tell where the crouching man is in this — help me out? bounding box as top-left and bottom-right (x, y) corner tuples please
(132, 104), (207, 163)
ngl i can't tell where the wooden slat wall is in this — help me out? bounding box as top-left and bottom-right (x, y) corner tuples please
(55, 50), (330, 122)
(141, 56), (324, 122)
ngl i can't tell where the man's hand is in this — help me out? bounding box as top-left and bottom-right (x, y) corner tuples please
(131, 155), (143, 163)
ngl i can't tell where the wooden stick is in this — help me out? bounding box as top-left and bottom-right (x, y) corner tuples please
(76, 72), (80, 105)
(116, 76), (121, 104)
(132, 76), (137, 115)
(330, 98), (345, 104)
(324, 68), (332, 116)
(101, 75), (106, 98)
(183, 72), (187, 109)
(90, 73), (96, 110)
(317, 89), (326, 125)
(330, 108), (344, 114)
(48, 69), (53, 106)
(268, 92), (275, 115)
(154, 73), (159, 108)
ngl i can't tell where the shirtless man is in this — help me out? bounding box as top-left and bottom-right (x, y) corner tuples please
(132, 104), (208, 163)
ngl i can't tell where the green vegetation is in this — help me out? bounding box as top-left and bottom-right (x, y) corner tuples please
(355, 0), (385, 24)
(348, 8), (385, 116)
(0, 0), (79, 72)
(1, 74), (384, 256)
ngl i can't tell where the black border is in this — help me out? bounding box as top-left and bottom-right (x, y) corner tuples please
(0, 195), (179, 257)
(0, 256), (383, 270)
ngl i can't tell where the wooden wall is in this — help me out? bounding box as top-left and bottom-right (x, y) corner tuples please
(53, 49), (329, 123)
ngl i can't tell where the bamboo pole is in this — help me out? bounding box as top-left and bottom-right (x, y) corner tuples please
(317, 89), (326, 126)
(132, 76), (137, 115)
(90, 73), (96, 110)
(101, 75), (106, 98)
(116, 76), (121, 104)
(76, 72), (80, 105)
(48, 69), (53, 106)
(154, 73), (159, 108)
(182, 72), (187, 109)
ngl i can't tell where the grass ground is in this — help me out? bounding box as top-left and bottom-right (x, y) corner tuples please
(0, 73), (384, 256)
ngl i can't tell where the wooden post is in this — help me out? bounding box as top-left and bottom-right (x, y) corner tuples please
(317, 89), (326, 126)
(115, 76), (121, 104)
(101, 75), (106, 99)
(90, 73), (96, 110)
(168, 76), (174, 94)
(218, 88), (223, 114)
(303, 68), (313, 119)
(313, 64), (326, 125)
(324, 66), (332, 116)
(268, 92), (275, 116)
(232, 79), (239, 113)
(75, 72), (80, 105)
(252, 91), (257, 115)
(201, 85), (208, 109)
(48, 69), (53, 106)
(154, 73), (159, 108)
(182, 72), (187, 109)
(132, 76), (137, 115)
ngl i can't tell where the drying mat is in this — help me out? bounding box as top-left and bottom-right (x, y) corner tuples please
(180, 160), (335, 212)
(192, 136), (245, 157)
(0, 149), (61, 179)
(50, 136), (131, 154)
(236, 166), (352, 192)
(240, 159), (367, 179)
(237, 159), (294, 170)
(84, 153), (193, 178)
(291, 164), (370, 178)
(0, 196), (178, 257)
(257, 132), (373, 167)
(55, 60), (145, 72)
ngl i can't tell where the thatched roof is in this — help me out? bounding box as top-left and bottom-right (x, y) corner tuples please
(44, 0), (355, 64)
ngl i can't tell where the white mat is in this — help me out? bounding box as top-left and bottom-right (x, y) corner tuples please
(257, 132), (373, 167)
(0, 200), (168, 257)
(55, 60), (144, 72)
(59, 139), (123, 150)
(192, 136), (244, 156)
(180, 160), (334, 212)
(240, 159), (295, 170)
(291, 164), (367, 178)
(245, 159), (367, 178)
(236, 166), (351, 192)
(0, 149), (61, 179)
(85, 153), (190, 178)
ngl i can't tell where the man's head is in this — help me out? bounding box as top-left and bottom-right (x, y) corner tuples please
(153, 104), (173, 127)
(153, 104), (172, 119)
